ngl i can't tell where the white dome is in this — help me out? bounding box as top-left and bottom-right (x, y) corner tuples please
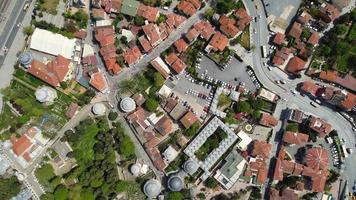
(130, 164), (141, 176)
(92, 103), (106, 115)
(120, 97), (136, 113)
(167, 175), (183, 191)
(183, 160), (198, 175)
(35, 87), (57, 103)
(143, 179), (161, 198)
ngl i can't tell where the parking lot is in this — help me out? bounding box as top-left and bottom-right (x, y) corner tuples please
(263, 0), (301, 25)
(168, 74), (213, 119)
(196, 55), (258, 93)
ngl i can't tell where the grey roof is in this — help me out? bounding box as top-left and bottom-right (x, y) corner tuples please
(167, 175), (183, 191)
(143, 179), (161, 198)
(18, 52), (33, 66)
(220, 150), (244, 179)
(183, 160), (198, 175)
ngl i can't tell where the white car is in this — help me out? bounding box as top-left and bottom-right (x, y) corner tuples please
(267, 67), (272, 71)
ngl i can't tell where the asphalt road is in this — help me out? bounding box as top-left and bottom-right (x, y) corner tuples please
(0, 0), (28, 64)
(245, 0), (356, 194)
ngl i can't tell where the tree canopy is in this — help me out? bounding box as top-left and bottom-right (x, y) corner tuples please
(0, 177), (21, 199)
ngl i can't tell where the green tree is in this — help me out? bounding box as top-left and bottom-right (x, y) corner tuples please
(134, 16), (145, 26)
(251, 110), (261, 121)
(168, 191), (184, 200)
(120, 36), (128, 44)
(236, 101), (251, 113)
(108, 111), (118, 121)
(197, 193), (206, 199)
(23, 26), (34, 36)
(116, 180), (129, 193)
(119, 134), (136, 159)
(184, 122), (200, 137)
(335, 24), (348, 35)
(0, 177), (21, 199)
(144, 98), (159, 112)
(204, 8), (215, 20)
(218, 94), (231, 107)
(205, 177), (218, 189)
(153, 72), (165, 87)
(215, 0), (236, 14)
(54, 185), (69, 200)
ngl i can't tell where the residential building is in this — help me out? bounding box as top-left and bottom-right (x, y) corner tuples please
(288, 22), (302, 40)
(319, 3), (340, 22)
(283, 131), (309, 145)
(273, 32), (285, 46)
(143, 23), (162, 47)
(251, 140), (271, 160)
(154, 116), (173, 136)
(219, 15), (239, 38)
(234, 8), (252, 30)
(301, 81), (321, 97)
(259, 113), (278, 127)
(180, 111), (198, 129)
(174, 39), (189, 53)
(309, 116), (332, 138)
(185, 27), (200, 43)
(137, 4), (159, 22)
(307, 32), (320, 45)
(194, 21), (215, 41)
(89, 71), (109, 92)
(123, 46), (143, 66)
(286, 56), (306, 74)
(205, 32), (229, 52)
(176, 0), (197, 16)
(297, 11), (312, 24)
(150, 57), (171, 79)
(287, 109), (304, 123)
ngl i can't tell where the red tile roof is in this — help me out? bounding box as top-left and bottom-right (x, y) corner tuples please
(272, 47), (291, 66)
(311, 170), (328, 192)
(235, 8), (252, 30)
(319, 70), (338, 82)
(194, 21), (215, 40)
(142, 23), (162, 47)
(335, 73), (356, 92)
(154, 116), (173, 136)
(11, 134), (32, 156)
(139, 36), (153, 53)
(281, 189), (298, 200)
(208, 31), (229, 52)
(180, 111), (198, 129)
(164, 98), (178, 113)
(185, 27), (200, 42)
(301, 81), (321, 97)
(174, 39), (189, 53)
(66, 103), (79, 118)
(127, 107), (149, 130)
(171, 58), (187, 74)
(307, 32), (320, 45)
(123, 46), (142, 66)
(273, 158), (284, 181)
(259, 113), (278, 127)
(103, 58), (122, 75)
(28, 56), (70, 87)
(297, 11), (312, 24)
(165, 53), (179, 65)
(137, 4), (159, 22)
(150, 58), (170, 79)
(82, 55), (98, 66)
(283, 131), (309, 145)
(320, 3), (340, 22)
(99, 44), (116, 59)
(251, 140), (271, 160)
(340, 93), (356, 110)
(176, 0), (197, 16)
(306, 147), (329, 170)
(220, 23), (240, 38)
(95, 26), (115, 47)
(74, 30), (87, 40)
(288, 22), (302, 39)
(273, 32), (285, 45)
(92, 8), (107, 19)
(187, 0), (201, 9)
(158, 23), (169, 40)
(166, 13), (186, 29)
(286, 56), (306, 74)
(89, 71), (107, 92)
(309, 116), (332, 138)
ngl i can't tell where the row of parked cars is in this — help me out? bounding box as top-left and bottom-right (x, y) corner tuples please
(246, 68), (261, 89)
(330, 144), (341, 168)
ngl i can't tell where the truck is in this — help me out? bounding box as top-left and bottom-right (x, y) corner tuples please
(261, 45), (267, 58)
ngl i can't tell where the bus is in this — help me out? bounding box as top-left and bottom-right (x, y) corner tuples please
(261, 45), (267, 58)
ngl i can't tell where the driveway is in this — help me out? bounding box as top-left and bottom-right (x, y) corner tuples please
(196, 55), (257, 93)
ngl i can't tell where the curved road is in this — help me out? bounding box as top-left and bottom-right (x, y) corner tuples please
(245, 0), (356, 193)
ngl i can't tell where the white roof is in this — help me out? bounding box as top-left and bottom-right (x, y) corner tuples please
(121, 29), (135, 42)
(30, 28), (76, 59)
(259, 88), (277, 102)
(236, 130), (252, 150)
(96, 19), (112, 27)
(120, 97), (136, 113)
(158, 84), (172, 98)
(82, 44), (95, 57)
(152, 57), (171, 76)
(162, 146), (178, 162)
(92, 103), (106, 115)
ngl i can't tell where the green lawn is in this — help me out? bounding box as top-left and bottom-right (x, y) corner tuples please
(73, 124), (99, 165)
(195, 128), (227, 160)
(35, 163), (56, 190)
(39, 0), (60, 15)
